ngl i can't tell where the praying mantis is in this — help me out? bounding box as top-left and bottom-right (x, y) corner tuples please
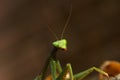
(34, 5), (109, 80)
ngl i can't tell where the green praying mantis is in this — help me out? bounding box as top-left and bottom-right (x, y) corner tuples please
(34, 5), (109, 80)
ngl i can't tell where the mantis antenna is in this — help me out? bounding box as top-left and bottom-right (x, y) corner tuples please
(60, 4), (72, 39)
(47, 25), (59, 40)
(48, 5), (72, 40)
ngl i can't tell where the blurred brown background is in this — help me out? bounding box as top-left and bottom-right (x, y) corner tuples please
(0, 0), (120, 80)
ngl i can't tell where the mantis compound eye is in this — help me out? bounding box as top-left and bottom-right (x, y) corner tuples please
(52, 39), (67, 51)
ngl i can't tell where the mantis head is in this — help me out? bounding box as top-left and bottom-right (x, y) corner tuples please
(52, 39), (67, 51)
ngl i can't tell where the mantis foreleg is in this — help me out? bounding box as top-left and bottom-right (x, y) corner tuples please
(50, 59), (57, 80)
(56, 63), (74, 80)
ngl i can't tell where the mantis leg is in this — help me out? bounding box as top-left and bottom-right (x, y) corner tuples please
(74, 67), (109, 80)
(50, 59), (57, 80)
(56, 60), (62, 73)
(34, 59), (59, 80)
(56, 63), (74, 80)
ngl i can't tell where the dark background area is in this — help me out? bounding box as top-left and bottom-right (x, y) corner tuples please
(0, 0), (120, 80)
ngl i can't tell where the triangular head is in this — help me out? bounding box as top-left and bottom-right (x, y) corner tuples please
(52, 39), (67, 51)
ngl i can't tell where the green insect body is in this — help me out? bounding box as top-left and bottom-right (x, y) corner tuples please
(34, 31), (109, 80)
(52, 39), (67, 51)
(34, 4), (109, 80)
(34, 59), (109, 80)
(34, 37), (109, 80)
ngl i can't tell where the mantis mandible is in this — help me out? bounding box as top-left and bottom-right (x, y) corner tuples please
(34, 5), (109, 80)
